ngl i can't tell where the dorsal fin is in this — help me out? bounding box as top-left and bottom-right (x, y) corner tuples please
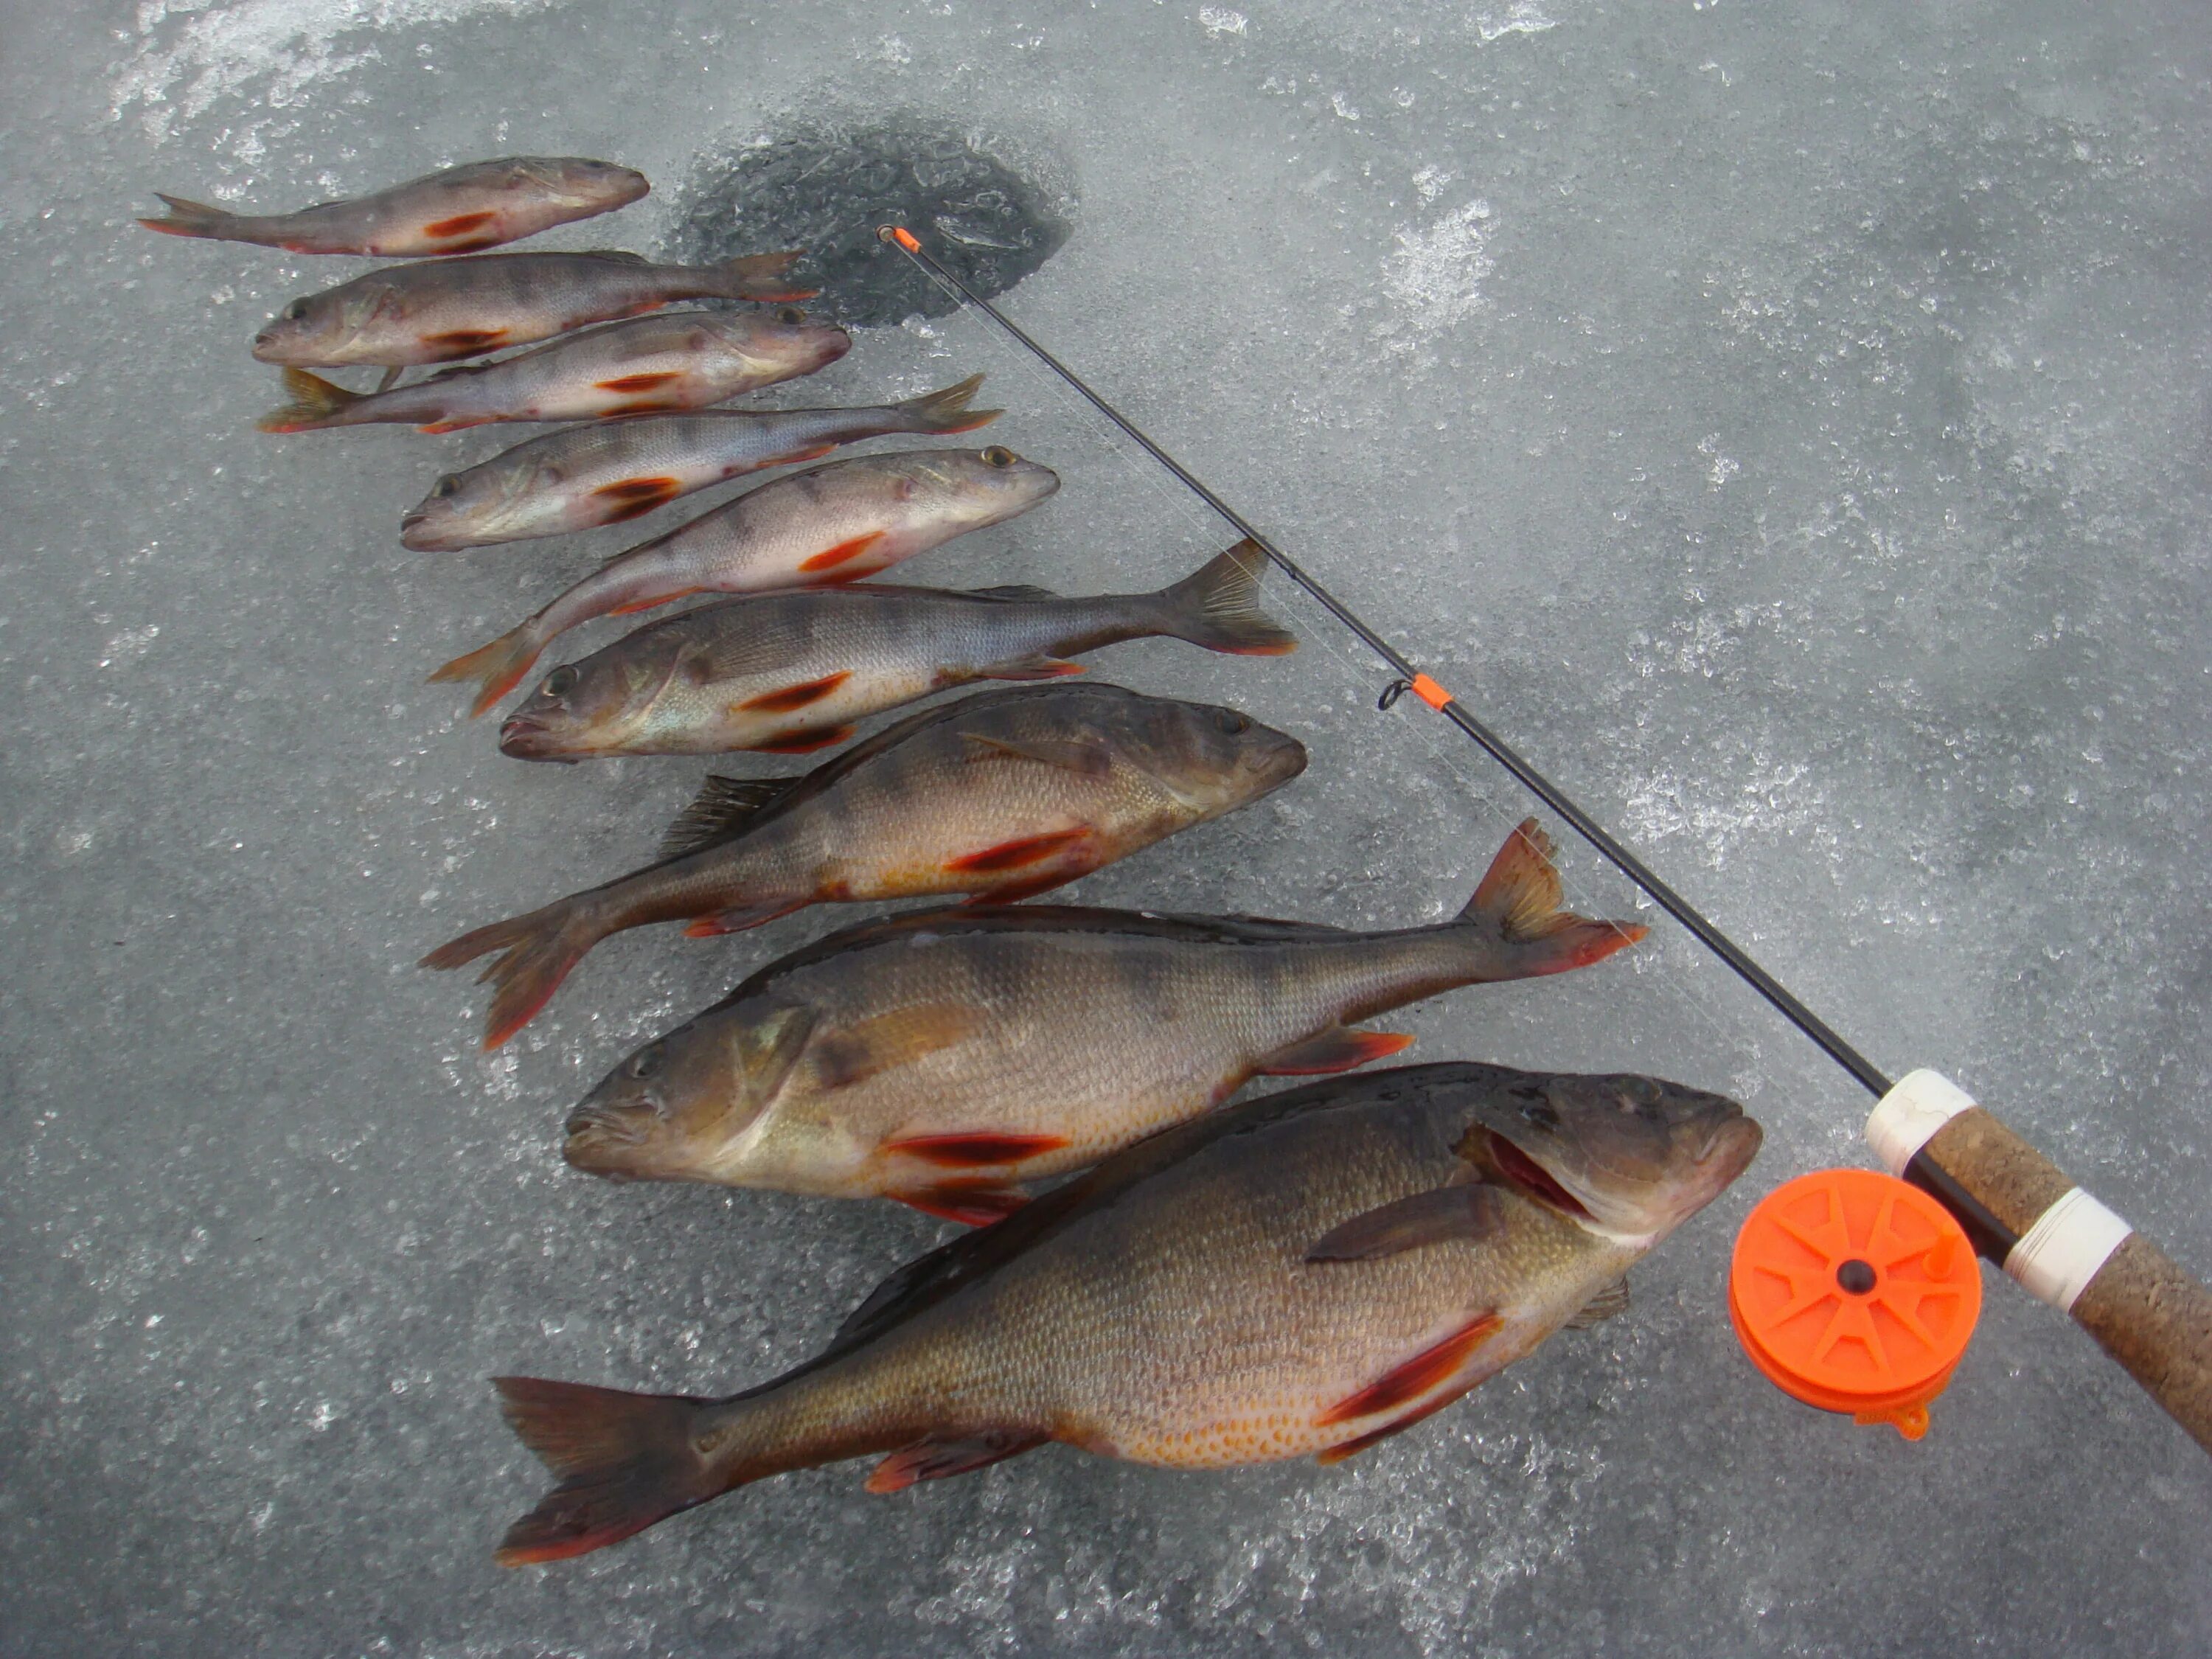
(657, 774), (801, 860)
(963, 583), (1057, 602)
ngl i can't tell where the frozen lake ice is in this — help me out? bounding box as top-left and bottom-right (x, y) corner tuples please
(3, 0), (2210, 1652)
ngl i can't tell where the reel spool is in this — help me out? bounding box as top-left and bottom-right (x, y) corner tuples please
(1730, 1168), (1980, 1439)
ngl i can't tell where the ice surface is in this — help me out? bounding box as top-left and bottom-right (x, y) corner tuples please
(4, 0), (2211, 1653)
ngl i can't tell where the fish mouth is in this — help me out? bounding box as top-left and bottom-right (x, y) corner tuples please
(498, 712), (563, 759)
(562, 1104), (653, 1176)
(399, 508), (453, 551)
(1695, 1113), (1764, 1175)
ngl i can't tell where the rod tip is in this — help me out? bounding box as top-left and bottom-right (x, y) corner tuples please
(877, 225), (922, 253)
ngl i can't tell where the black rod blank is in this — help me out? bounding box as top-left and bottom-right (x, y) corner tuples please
(879, 225), (1893, 1101)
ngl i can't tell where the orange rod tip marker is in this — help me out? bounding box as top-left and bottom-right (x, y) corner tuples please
(1408, 672), (1453, 711)
(1729, 1167), (1981, 1440)
(878, 225), (922, 252)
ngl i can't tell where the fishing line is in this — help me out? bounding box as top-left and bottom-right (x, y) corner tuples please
(880, 223), (1891, 1102)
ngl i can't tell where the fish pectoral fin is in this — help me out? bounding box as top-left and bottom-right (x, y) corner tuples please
(887, 1182), (1030, 1228)
(681, 897), (811, 938)
(959, 732), (1113, 776)
(883, 1131), (1071, 1169)
(979, 653), (1087, 683)
(863, 1428), (1047, 1495)
(1257, 1026), (1418, 1077)
(657, 773), (804, 860)
(810, 1003), (988, 1091)
(1315, 1311), (1506, 1428)
(1565, 1277), (1630, 1330)
(1303, 1182), (1506, 1263)
(375, 364), (404, 393)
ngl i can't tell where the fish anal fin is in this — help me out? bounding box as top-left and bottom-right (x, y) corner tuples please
(1258, 1026), (1417, 1077)
(681, 897), (811, 938)
(1565, 1278), (1630, 1330)
(1315, 1311), (1505, 1428)
(883, 1131), (1071, 1170)
(1317, 1382), (1480, 1466)
(1304, 1183), (1505, 1263)
(959, 733), (1112, 776)
(864, 1428), (1046, 1495)
(608, 586), (700, 617)
(888, 1183), (1029, 1228)
(810, 1004), (987, 1092)
(981, 653), (1086, 683)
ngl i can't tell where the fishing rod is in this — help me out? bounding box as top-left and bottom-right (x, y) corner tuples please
(879, 223), (2212, 1455)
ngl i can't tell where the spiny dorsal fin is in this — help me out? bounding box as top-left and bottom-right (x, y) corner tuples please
(657, 773), (801, 860)
(1565, 1277), (1630, 1329)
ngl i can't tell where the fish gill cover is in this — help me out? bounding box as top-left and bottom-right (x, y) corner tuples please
(669, 119), (1072, 327)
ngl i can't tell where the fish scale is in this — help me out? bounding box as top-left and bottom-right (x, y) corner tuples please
(491, 1063), (1760, 1564)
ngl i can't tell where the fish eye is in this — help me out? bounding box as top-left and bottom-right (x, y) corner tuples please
(540, 666), (580, 699)
(776, 306), (807, 325)
(980, 445), (1018, 468)
(1213, 709), (1251, 735)
(282, 299), (308, 321)
(627, 1042), (664, 1080)
(431, 475), (461, 498)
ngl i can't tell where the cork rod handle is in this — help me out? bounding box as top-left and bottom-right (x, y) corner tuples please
(1868, 1071), (2212, 1457)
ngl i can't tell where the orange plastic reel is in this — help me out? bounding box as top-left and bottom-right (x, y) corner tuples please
(1729, 1167), (1982, 1439)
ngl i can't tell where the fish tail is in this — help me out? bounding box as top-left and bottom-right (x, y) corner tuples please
(428, 622), (549, 718)
(1152, 539), (1298, 656)
(493, 1377), (724, 1566)
(893, 372), (1002, 435)
(136, 192), (245, 240)
(255, 367), (363, 433)
(1456, 819), (1648, 974)
(419, 897), (604, 1048)
(723, 250), (817, 303)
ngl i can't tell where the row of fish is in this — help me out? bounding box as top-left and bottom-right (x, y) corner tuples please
(146, 155), (1759, 1567)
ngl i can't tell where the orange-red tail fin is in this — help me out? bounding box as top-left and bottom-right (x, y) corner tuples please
(420, 897), (602, 1048)
(1458, 819), (1647, 975)
(429, 622), (549, 719)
